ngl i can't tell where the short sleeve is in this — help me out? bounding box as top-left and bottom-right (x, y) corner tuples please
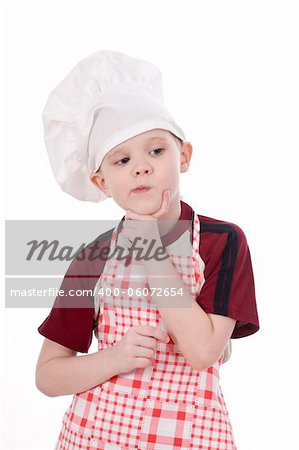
(196, 221), (259, 338)
(37, 233), (111, 353)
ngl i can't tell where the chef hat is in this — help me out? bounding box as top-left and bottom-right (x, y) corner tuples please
(42, 50), (186, 202)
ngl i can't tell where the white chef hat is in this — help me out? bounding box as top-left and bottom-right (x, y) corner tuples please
(42, 50), (186, 202)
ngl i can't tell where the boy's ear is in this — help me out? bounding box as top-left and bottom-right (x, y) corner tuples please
(180, 141), (193, 173)
(89, 172), (111, 197)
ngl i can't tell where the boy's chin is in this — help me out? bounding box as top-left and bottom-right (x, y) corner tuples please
(126, 198), (160, 215)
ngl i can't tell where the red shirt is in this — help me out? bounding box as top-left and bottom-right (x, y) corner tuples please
(38, 200), (260, 352)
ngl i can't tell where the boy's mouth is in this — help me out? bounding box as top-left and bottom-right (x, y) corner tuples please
(131, 185), (151, 194)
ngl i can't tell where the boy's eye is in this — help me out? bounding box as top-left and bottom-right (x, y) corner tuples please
(115, 148), (164, 165)
(116, 157), (130, 165)
(151, 148), (164, 155)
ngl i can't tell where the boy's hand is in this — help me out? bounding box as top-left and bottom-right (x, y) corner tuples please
(111, 325), (170, 374)
(118, 190), (171, 257)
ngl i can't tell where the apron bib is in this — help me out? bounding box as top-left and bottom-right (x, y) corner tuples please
(56, 213), (237, 450)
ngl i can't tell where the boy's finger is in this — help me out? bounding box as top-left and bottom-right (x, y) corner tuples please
(135, 325), (170, 343)
(153, 190), (171, 218)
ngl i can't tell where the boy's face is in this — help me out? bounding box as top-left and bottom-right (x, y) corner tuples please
(90, 129), (192, 216)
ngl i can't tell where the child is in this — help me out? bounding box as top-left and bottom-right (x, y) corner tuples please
(36, 50), (259, 450)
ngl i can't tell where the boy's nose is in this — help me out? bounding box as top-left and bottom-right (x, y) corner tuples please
(136, 168), (150, 175)
(131, 152), (154, 172)
(132, 158), (153, 175)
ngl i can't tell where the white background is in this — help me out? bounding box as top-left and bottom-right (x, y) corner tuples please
(1, 0), (298, 449)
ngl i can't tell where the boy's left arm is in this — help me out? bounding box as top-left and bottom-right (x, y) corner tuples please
(142, 250), (236, 370)
(122, 191), (235, 370)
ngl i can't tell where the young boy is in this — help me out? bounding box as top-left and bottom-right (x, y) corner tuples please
(36, 50), (259, 449)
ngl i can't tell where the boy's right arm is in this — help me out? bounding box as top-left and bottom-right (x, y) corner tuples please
(35, 338), (119, 397)
(36, 326), (170, 397)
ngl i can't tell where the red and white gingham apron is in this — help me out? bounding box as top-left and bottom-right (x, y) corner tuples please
(55, 213), (237, 449)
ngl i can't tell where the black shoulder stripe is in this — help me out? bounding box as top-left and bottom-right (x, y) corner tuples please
(200, 221), (239, 315)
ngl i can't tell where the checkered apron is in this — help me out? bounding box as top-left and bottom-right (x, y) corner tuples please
(55, 213), (237, 450)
